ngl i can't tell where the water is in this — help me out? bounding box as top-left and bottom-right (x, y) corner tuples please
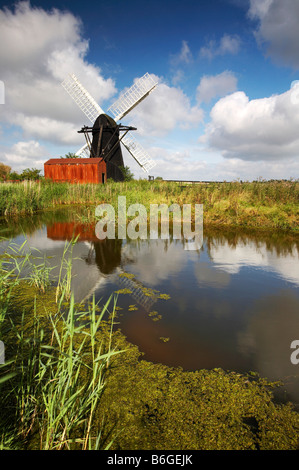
(1, 209), (299, 404)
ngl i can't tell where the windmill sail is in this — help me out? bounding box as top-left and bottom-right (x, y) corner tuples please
(75, 143), (90, 158)
(75, 134), (156, 173)
(62, 74), (104, 124)
(108, 73), (158, 122)
(121, 133), (156, 173)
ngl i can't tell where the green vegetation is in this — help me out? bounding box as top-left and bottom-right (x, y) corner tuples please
(18, 168), (42, 181)
(120, 165), (134, 181)
(60, 152), (80, 159)
(0, 240), (122, 450)
(0, 163), (11, 181)
(3, 167), (42, 182)
(0, 179), (298, 233)
(0, 177), (298, 449)
(97, 339), (299, 450)
(1, 240), (299, 450)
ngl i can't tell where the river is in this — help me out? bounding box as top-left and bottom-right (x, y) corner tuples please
(1, 208), (299, 404)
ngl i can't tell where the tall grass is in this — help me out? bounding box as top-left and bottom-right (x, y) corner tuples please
(0, 179), (298, 231)
(0, 239), (123, 450)
(55, 236), (79, 303)
(0, 240), (30, 324)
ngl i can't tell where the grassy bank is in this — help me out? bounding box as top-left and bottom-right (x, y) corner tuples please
(0, 179), (298, 233)
(1, 240), (299, 450)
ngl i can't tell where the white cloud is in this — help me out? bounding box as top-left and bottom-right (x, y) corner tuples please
(170, 40), (193, 66)
(13, 114), (83, 146)
(123, 240), (188, 286)
(210, 237), (299, 286)
(171, 69), (185, 86)
(248, 0), (273, 19)
(0, 1), (82, 71)
(205, 157), (299, 181)
(199, 34), (241, 60)
(150, 148), (206, 180)
(196, 71), (238, 104)
(169, 41), (193, 86)
(2, 140), (50, 172)
(126, 75), (204, 136)
(0, 1), (117, 149)
(201, 84), (299, 163)
(126, 140), (299, 182)
(248, 0), (299, 69)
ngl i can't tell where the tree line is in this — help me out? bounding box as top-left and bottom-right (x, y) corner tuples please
(0, 163), (41, 181)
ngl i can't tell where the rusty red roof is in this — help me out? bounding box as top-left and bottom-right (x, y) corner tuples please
(44, 158), (104, 164)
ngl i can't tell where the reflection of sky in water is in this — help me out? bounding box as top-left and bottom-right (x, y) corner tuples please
(209, 239), (299, 286)
(1, 221), (299, 404)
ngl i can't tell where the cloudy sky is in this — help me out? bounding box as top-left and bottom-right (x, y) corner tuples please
(0, 0), (299, 180)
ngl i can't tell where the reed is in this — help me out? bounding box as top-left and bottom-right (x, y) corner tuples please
(0, 239), (124, 450)
(0, 179), (298, 233)
(55, 236), (79, 303)
(0, 240), (30, 325)
(28, 254), (54, 294)
(32, 295), (120, 450)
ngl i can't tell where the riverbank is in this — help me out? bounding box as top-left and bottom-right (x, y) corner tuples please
(1, 241), (299, 450)
(0, 179), (298, 233)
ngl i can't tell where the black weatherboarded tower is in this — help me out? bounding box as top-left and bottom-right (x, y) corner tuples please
(90, 114), (125, 182)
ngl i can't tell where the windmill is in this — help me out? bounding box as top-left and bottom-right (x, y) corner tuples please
(61, 72), (158, 181)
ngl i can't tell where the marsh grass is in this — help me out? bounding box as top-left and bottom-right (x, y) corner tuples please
(0, 178), (298, 233)
(0, 239), (124, 450)
(28, 254), (54, 294)
(0, 240), (30, 326)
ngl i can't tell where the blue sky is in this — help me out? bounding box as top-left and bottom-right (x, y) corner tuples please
(0, 0), (299, 180)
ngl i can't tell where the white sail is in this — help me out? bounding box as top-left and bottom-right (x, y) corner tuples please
(108, 73), (158, 121)
(75, 143), (90, 158)
(121, 132), (156, 173)
(62, 74), (104, 124)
